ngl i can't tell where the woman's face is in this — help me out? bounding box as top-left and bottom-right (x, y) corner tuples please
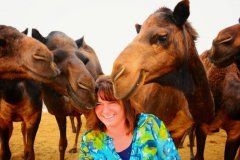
(95, 94), (126, 129)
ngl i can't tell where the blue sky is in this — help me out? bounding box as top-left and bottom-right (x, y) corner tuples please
(2, 0), (239, 74)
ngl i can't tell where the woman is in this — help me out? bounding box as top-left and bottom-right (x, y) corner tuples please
(79, 75), (180, 159)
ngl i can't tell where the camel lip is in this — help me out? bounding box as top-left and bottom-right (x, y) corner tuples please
(22, 65), (59, 81)
(113, 70), (146, 99)
(209, 53), (234, 68)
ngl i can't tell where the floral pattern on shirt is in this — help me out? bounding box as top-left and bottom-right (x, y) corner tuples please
(79, 113), (180, 160)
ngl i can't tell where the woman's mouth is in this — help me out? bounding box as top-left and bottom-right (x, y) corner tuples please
(103, 115), (114, 119)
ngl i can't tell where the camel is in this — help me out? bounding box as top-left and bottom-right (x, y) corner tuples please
(111, 1), (214, 159)
(209, 22), (240, 120)
(31, 29), (97, 160)
(209, 23), (240, 69)
(0, 25), (60, 160)
(130, 84), (193, 146)
(129, 22), (195, 157)
(0, 80), (43, 160)
(0, 26), (96, 160)
(200, 22), (240, 160)
(0, 25), (59, 81)
(76, 36), (104, 80)
(32, 29), (96, 107)
(200, 50), (240, 160)
(68, 36), (104, 153)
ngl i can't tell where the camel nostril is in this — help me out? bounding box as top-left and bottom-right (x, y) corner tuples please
(33, 53), (49, 62)
(218, 36), (232, 44)
(78, 82), (89, 90)
(215, 34), (233, 45)
(113, 67), (125, 82)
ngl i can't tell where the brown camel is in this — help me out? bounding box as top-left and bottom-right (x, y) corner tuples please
(0, 26), (95, 160)
(130, 84), (193, 146)
(209, 23), (240, 69)
(200, 50), (240, 160)
(209, 22), (240, 120)
(129, 22), (195, 157)
(0, 80), (43, 160)
(31, 29), (96, 160)
(111, 0), (214, 159)
(0, 25), (59, 81)
(68, 36), (104, 153)
(0, 26), (60, 160)
(76, 36), (104, 80)
(201, 22), (240, 160)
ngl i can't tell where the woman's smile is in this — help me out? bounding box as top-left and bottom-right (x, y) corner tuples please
(102, 115), (114, 119)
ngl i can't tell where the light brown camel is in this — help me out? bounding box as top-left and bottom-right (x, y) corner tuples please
(111, 1), (214, 159)
(0, 25), (59, 81)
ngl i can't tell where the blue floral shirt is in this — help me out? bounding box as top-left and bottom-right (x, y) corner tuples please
(79, 113), (180, 160)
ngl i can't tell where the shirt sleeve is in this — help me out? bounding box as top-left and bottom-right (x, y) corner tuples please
(79, 135), (94, 160)
(151, 115), (180, 160)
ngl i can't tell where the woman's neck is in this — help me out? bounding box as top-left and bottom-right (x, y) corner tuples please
(106, 120), (129, 138)
(106, 121), (133, 152)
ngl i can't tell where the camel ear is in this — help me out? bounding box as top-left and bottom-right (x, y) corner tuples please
(238, 18), (240, 24)
(32, 28), (47, 44)
(173, 0), (190, 26)
(76, 36), (85, 48)
(22, 28), (28, 35)
(135, 24), (141, 34)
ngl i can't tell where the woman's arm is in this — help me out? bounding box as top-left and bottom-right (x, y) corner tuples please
(151, 115), (180, 160)
(79, 136), (94, 160)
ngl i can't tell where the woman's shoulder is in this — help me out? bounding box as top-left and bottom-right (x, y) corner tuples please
(82, 129), (106, 141)
(138, 113), (162, 127)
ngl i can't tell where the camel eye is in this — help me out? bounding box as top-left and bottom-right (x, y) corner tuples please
(150, 34), (168, 45)
(54, 50), (67, 63)
(156, 35), (168, 44)
(76, 51), (89, 65)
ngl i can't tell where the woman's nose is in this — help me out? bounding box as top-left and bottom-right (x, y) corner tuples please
(101, 105), (110, 113)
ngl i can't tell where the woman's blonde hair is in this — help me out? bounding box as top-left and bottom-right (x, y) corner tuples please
(86, 75), (143, 134)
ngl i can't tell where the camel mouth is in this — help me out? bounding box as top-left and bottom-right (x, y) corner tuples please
(67, 84), (94, 110)
(22, 65), (59, 81)
(114, 70), (146, 99)
(209, 53), (234, 68)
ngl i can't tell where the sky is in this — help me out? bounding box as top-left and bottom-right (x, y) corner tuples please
(1, 0), (239, 75)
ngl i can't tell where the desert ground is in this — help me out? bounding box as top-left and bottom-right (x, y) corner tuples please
(8, 112), (235, 160)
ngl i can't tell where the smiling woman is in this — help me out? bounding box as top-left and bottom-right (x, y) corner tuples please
(79, 75), (180, 159)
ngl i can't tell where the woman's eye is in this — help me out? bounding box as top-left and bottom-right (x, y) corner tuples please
(95, 103), (101, 107)
(109, 101), (117, 104)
